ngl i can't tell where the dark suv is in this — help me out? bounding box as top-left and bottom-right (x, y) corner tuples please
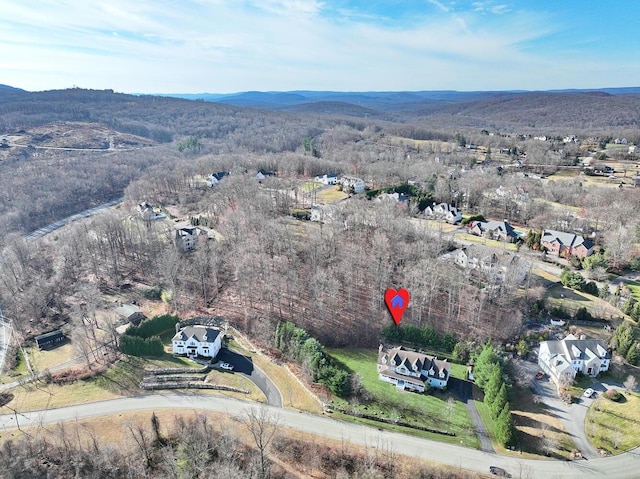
(489, 466), (512, 477)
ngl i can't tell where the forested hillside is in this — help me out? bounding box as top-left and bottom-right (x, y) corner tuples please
(2, 87), (640, 351)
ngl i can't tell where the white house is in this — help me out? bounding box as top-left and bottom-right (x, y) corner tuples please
(538, 334), (610, 384)
(424, 202), (462, 224)
(377, 345), (450, 392)
(172, 325), (222, 359)
(341, 176), (365, 194)
(314, 174), (338, 185)
(174, 227), (206, 252)
(137, 202), (165, 221)
(206, 171), (229, 187)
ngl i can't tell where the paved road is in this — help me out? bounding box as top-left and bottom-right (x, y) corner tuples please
(1, 394), (639, 478)
(25, 198), (122, 240)
(216, 349), (282, 407)
(0, 309), (10, 374)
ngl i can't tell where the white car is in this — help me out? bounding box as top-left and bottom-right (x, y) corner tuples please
(583, 388), (595, 398)
(219, 362), (234, 371)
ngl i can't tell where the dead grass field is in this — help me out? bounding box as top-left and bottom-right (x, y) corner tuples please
(316, 187), (348, 204)
(453, 232), (518, 251)
(545, 284), (623, 321)
(205, 369), (266, 403)
(410, 217), (460, 234)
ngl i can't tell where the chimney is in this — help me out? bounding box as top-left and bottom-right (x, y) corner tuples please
(175, 322), (181, 334)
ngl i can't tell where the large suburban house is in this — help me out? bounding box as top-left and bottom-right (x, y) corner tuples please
(541, 229), (594, 258)
(469, 220), (518, 243)
(423, 202), (462, 224)
(172, 325), (222, 358)
(341, 176), (365, 194)
(454, 245), (499, 272)
(314, 174), (339, 185)
(174, 226), (206, 252)
(538, 334), (610, 384)
(377, 345), (450, 392)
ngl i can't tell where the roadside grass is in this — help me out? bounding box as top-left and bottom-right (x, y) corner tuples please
(227, 338), (322, 413)
(317, 187), (348, 204)
(205, 369), (266, 403)
(585, 392), (640, 453)
(327, 349), (479, 449)
(453, 233), (518, 251)
(532, 267), (560, 283)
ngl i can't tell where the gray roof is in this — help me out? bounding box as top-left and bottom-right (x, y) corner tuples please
(542, 337), (610, 361)
(115, 304), (143, 319)
(542, 229), (593, 250)
(378, 346), (450, 377)
(478, 220), (516, 237)
(172, 326), (221, 343)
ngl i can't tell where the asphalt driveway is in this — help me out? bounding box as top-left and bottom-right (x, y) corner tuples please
(216, 348), (282, 407)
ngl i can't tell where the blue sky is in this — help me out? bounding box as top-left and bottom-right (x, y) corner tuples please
(0, 0), (638, 93)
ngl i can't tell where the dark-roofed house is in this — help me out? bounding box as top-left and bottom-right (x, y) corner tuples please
(35, 330), (66, 350)
(377, 345), (450, 392)
(207, 171), (229, 187)
(172, 325), (222, 358)
(469, 220), (518, 243)
(115, 303), (146, 326)
(538, 334), (610, 384)
(541, 229), (594, 258)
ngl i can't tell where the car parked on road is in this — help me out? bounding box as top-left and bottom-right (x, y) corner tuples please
(489, 466), (511, 477)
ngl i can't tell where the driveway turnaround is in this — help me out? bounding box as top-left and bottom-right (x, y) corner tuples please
(1, 394), (639, 478)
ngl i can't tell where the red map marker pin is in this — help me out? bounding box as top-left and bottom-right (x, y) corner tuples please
(384, 288), (410, 326)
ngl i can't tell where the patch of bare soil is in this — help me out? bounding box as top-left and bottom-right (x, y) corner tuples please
(7, 122), (157, 149)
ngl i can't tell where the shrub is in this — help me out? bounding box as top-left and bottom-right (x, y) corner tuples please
(143, 288), (163, 300)
(605, 389), (623, 402)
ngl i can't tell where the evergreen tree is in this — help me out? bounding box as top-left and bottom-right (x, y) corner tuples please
(473, 342), (499, 389)
(495, 403), (517, 447)
(626, 342), (640, 365)
(491, 383), (509, 419)
(483, 364), (502, 406)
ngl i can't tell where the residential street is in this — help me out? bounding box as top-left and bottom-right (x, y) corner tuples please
(1, 393), (639, 478)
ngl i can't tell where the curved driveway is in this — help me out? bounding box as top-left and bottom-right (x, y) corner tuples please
(1, 394), (638, 478)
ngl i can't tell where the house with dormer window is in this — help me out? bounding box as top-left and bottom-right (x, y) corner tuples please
(377, 345), (450, 392)
(172, 325), (222, 359)
(538, 334), (610, 384)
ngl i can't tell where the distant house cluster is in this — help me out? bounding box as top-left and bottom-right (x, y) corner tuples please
(423, 202), (461, 224)
(538, 334), (610, 384)
(377, 345), (450, 392)
(314, 173), (365, 193)
(450, 245), (528, 282)
(541, 229), (594, 258)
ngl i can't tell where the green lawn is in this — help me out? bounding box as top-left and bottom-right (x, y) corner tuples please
(585, 391), (640, 453)
(327, 349), (479, 448)
(624, 281), (640, 301)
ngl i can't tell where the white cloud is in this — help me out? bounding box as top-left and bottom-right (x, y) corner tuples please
(0, 0), (633, 92)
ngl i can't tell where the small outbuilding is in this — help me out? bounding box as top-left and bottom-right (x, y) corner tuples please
(115, 303), (146, 326)
(35, 330), (66, 350)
